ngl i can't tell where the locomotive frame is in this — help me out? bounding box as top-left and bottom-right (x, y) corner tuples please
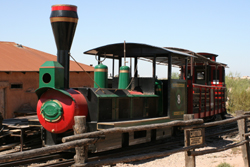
(35, 4), (227, 152)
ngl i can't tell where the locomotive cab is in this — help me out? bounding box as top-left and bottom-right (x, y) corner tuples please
(84, 44), (194, 122)
(81, 44), (193, 151)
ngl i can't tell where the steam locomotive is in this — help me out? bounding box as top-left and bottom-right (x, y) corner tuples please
(35, 4), (227, 152)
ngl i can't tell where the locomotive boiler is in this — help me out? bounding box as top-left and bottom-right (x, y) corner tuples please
(36, 4), (227, 152)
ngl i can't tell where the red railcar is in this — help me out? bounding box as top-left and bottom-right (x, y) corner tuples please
(167, 48), (227, 119)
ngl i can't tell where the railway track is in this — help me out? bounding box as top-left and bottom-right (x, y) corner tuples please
(0, 116), (243, 167)
(0, 152), (75, 167)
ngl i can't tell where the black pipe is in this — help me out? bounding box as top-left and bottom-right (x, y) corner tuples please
(134, 57), (138, 78)
(50, 4), (78, 88)
(57, 50), (70, 88)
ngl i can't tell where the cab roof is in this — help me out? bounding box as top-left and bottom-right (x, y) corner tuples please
(84, 42), (227, 67)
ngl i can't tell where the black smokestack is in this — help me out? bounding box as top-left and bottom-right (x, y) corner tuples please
(50, 4), (78, 88)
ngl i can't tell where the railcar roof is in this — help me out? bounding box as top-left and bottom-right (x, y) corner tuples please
(165, 47), (227, 67)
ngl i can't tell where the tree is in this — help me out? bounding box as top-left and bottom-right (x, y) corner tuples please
(171, 72), (180, 79)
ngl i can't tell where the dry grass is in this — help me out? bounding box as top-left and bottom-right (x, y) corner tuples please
(231, 147), (241, 154)
(217, 162), (233, 167)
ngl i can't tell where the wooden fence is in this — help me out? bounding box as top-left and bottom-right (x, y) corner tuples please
(182, 111), (250, 167)
(69, 112), (250, 167)
(0, 112), (249, 167)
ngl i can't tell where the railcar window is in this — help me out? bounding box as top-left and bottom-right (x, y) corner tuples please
(187, 70), (191, 79)
(197, 72), (205, 80)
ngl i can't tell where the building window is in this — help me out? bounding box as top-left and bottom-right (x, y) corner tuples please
(10, 84), (23, 89)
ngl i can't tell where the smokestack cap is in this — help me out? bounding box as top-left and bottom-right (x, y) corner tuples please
(50, 4), (78, 51)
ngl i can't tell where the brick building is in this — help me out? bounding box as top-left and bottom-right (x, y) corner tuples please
(0, 42), (94, 119)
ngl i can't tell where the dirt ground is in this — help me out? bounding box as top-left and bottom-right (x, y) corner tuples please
(114, 134), (244, 167)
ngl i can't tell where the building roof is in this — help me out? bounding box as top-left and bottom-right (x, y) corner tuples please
(0, 42), (94, 72)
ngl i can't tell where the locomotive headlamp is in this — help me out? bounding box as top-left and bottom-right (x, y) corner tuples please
(40, 100), (63, 122)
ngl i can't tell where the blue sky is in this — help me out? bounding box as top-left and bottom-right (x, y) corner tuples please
(2, 1), (250, 78)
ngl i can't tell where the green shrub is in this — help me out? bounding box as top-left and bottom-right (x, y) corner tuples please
(226, 72), (250, 114)
(171, 72), (180, 79)
(217, 162), (233, 167)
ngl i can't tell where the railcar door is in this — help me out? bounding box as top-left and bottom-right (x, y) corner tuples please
(169, 79), (187, 119)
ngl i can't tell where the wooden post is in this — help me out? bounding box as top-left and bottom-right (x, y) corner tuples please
(184, 114), (195, 167)
(236, 110), (250, 167)
(0, 112), (3, 134)
(20, 129), (24, 152)
(0, 113), (3, 145)
(73, 116), (88, 165)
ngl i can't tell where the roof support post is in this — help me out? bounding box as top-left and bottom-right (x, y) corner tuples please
(168, 54), (172, 79)
(215, 65), (218, 84)
(134, 57), (138, 78)
(205, 62), (208, 85)
(130, 57), (132, 78)
(185, 58), (188, 80)
(119, 57), (122, 74)
(153, 55), (156, 79)
(223, 66), (225, 83)
(167, 54), (172, 116)
(191, 57), (194, 83)
(98, 55), (100, 65)
(112, 56), (115, 78)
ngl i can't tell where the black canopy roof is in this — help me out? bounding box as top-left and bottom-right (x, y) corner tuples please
(84, 43), (195, 67)
(84, 43), (227, 67)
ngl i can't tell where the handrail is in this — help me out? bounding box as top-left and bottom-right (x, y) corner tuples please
(0, 137), (103, 163)
(62, 119), (204, 143)
(190, 139), (250, 156)
(181, 115), (248, 130)
(192, 83), (226, 89)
